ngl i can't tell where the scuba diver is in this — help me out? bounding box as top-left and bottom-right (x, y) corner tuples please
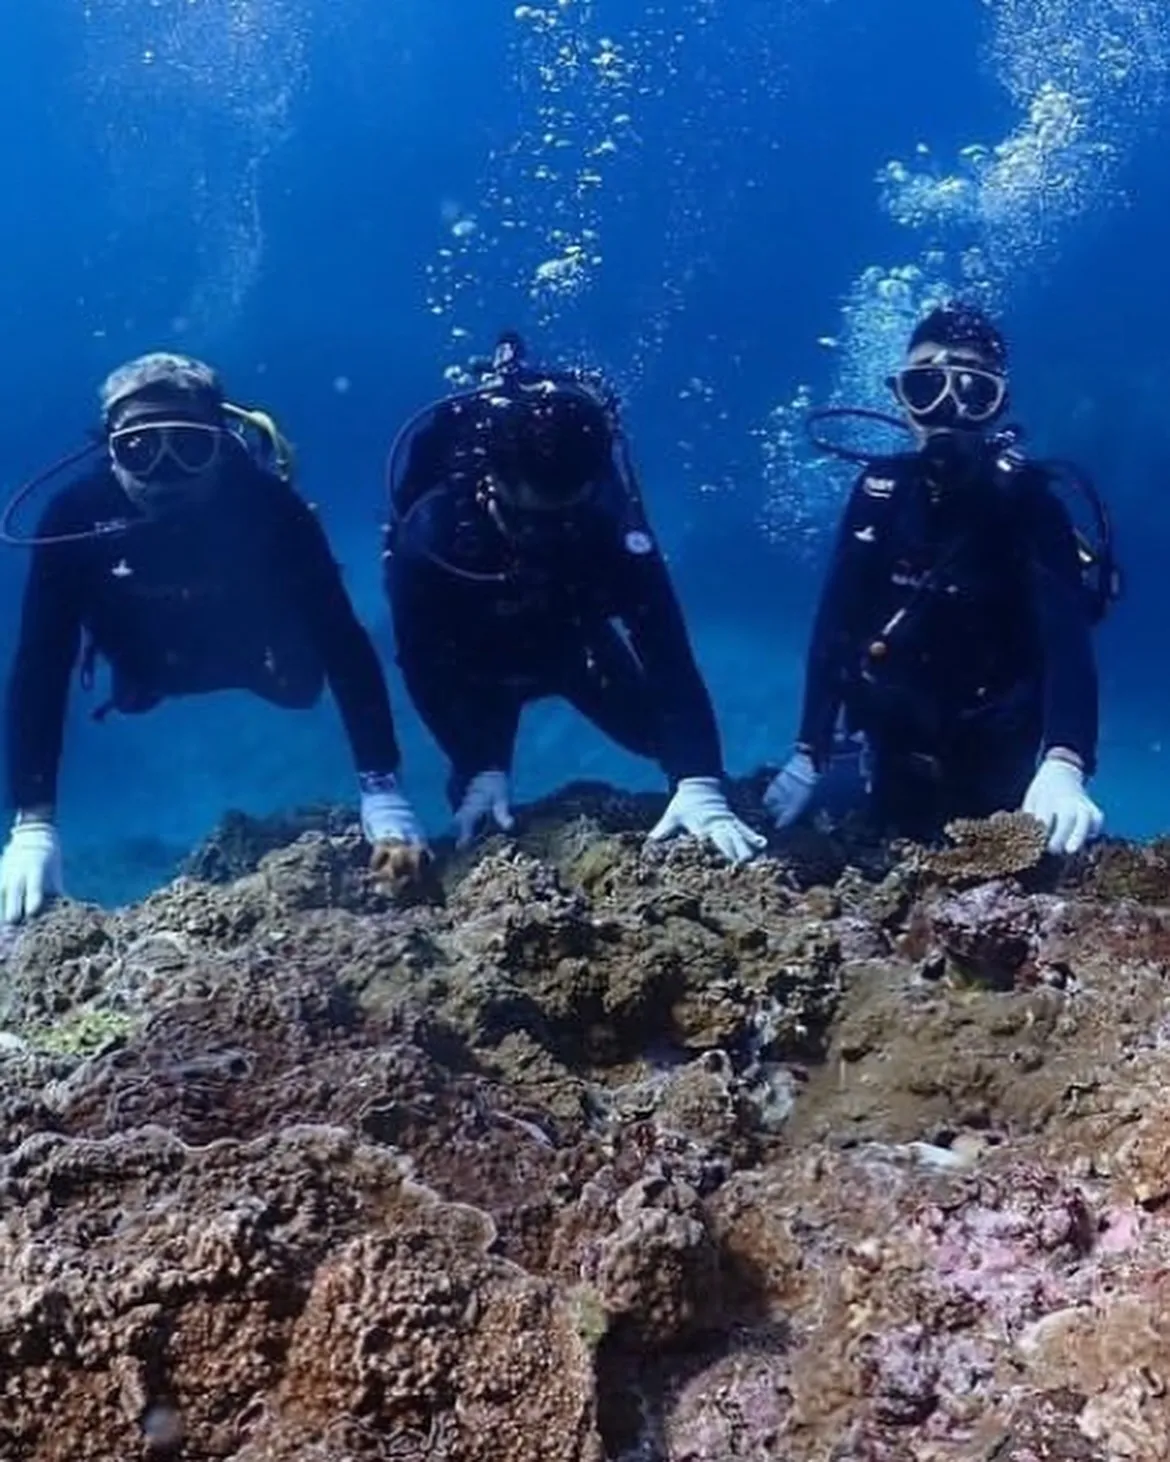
(765, 302), (1107, 854)
(0, 352), (426, 923)
(383, 331), (764, 864)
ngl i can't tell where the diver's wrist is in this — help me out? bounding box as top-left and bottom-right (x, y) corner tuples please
(358, 770), (401, 796)
(1044, 746), (1084, 772)
(794, 742), (824, 773)
(14, 805), (54, 827)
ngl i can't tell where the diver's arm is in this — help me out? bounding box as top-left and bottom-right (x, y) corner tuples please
(612, 535), (725, 784)
(795, 478), (879, 767)
(401, 651), (523, 802)
(286, 497), (402, 776)
(613, 527), (768, 862)
(388, 550), (523, 799)
(1022, 481), (1099, 774)
(5, 519), (84, 814)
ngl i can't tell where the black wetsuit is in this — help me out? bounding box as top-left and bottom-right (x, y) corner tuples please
(6, 456), (399, 811)
(384, 408), (722, 804)
(797, 447), (1099, 837)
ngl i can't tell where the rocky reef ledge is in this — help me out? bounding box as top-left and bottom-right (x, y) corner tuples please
(1, 779), (1169, 1460)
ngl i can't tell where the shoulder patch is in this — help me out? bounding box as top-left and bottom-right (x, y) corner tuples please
(624, 530), (655, 556)
(862, 476), (896, 499)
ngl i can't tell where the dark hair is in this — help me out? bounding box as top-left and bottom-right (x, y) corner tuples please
(908, 303), (1008, 372)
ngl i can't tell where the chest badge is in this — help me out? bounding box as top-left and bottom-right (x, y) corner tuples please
(111, 559), (133, 580)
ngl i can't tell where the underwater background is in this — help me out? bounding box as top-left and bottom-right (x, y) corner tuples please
(1, 0), (1168, 905)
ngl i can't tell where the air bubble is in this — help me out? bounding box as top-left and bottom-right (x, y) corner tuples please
(81, 0), (310, 336)
(760, 0), (1170, 549)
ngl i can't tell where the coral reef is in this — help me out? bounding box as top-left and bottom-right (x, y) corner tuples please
(1078, 835), (1170, 906)
(0, 784), (1169, 1458)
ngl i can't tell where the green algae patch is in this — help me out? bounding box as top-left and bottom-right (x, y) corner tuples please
(28, 1005), (138, 1058)
(566, 1283), (611, 1350)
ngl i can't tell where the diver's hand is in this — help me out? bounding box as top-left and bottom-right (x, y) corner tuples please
(454, 771), (516, 848)
(1021, 752), (1103, 855)
(359, 773), (429, 848)
(647, 777), (766, 865)
(763, 752), (820, 830)
(0, 817), (63, 924)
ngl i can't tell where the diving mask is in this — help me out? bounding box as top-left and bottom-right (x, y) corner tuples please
(108, 420), (224, 480)
(107, 416), (226, 515)
(890, 362), (1007, 427)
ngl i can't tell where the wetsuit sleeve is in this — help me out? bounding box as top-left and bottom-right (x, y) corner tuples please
(282, 495), (401, 776)
(796, 476), (883, 766)
(5, 500), (85, 812)
(1020, 480), (1099, 774)
(611, 537), (725, 784)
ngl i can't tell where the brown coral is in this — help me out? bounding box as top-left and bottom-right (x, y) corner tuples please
(0, 1126), (602, 1462)
(1077, 837), (1170, 906)
(917, 810), (1050, 888)
(587, 1173), (722, 1349)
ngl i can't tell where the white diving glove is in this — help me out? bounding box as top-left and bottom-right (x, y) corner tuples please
(454, 770), (516, 849)
(647, 777), (766, 865)
(358, 773), (428, 848)
(1021, 752), (1103, 855)
(763, 751), (820, 830)
(0, 817), (63, 924)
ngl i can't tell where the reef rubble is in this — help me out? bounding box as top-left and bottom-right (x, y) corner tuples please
(0, 783), (1169, 1460)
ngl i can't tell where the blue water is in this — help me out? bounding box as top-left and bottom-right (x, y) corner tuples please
(2, 1), (1168, 903)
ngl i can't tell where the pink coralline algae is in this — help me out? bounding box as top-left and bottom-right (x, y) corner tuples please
(918, 1167), (1096, 1331)
(928, 880), (1051, 987)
